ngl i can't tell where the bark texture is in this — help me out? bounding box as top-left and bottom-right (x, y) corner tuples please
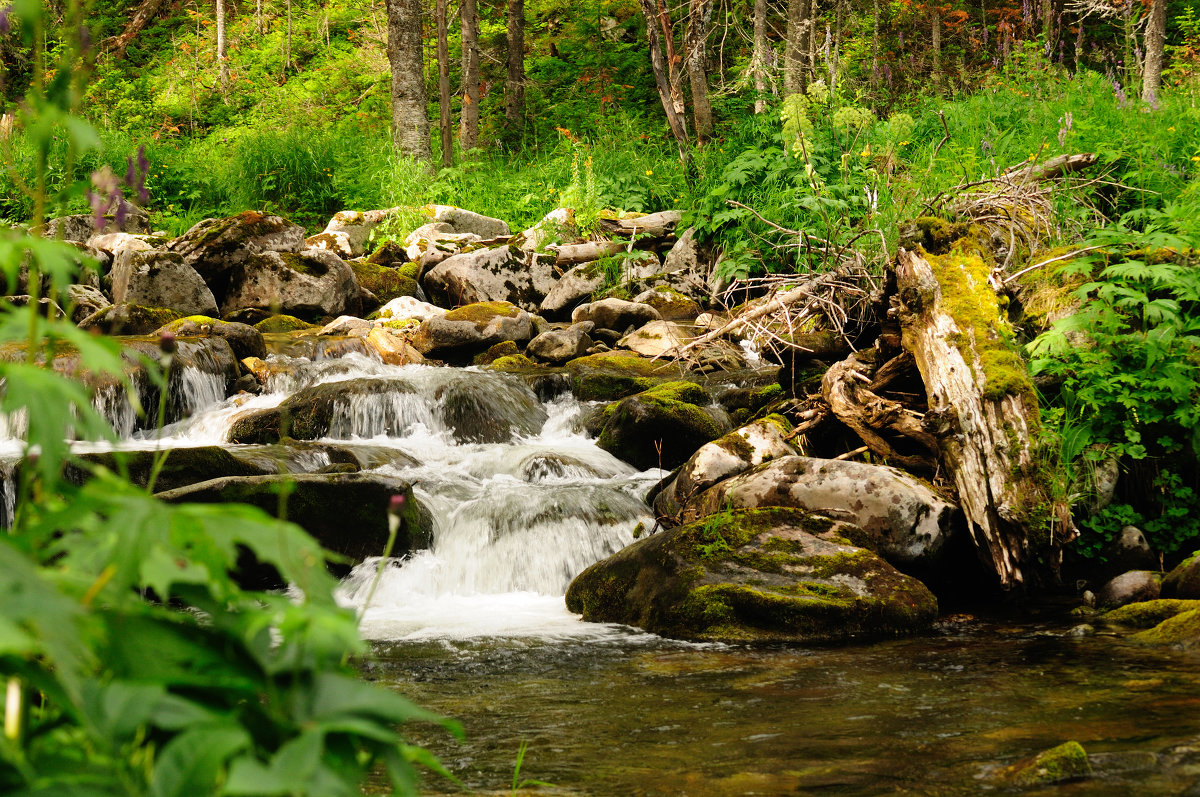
(460, 0), (481, 152)
(783, 0), (810, 95)
(638, 0), (691, 162)
(103, 0), (168, 57)
(386, 0), (432, 162)
(437, 0), (453, 165)
(686, 0), (714, 142)
(1142, 0), (1166, 104)
(216, 0), (228, 88)
(752, 0), (769, 112)
(505, 0), (526, 140)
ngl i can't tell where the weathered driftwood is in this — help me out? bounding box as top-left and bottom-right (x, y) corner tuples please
(598, 210), (681, 241)
(553, 240), (626, 267)
(894, 248), (1064, 588)
(820, 351), (938, 471)
(1003, 153), (1097, 183)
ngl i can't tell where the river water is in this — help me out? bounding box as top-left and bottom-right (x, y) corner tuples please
(7, 337), (1199, 794)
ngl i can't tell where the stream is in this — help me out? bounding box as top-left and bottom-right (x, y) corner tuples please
(7, 337), (1200, 795)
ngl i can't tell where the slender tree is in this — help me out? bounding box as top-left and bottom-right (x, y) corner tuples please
(686, 0), (714, 142)
(437, 0), (453, 165)
(784, 0), (810, 94)
(638, 0), (691, 165)
(505, 0), (525, 142)
(386, 0), (431, 161)
(460, 0), (481, 152)
(1142, 0), (1165, 103)
(752, 0), (769, 112)
(216, 0), (228, 89)
(931, 5), (942, 92)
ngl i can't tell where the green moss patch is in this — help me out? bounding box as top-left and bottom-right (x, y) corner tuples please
(1003, 741), (1092, 787)
(254, 314), (319, 333)
(444, 301), (521, 324)
(1102, 598), (1200, 628)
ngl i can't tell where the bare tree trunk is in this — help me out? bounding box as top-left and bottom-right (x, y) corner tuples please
(871, 0), (880, 90)
(1142, 0), (1165, 104)
(256, 0), (263, 36)
(386, 0), (432, 161)
(806, 0), (818, 83)
(894, 249), (1068, 589)
(437, 0), (453, 165)
(931, 6), (941, 92)
(752, 0), (768, 112)
(505, 0), (526, 143)
(460, 0), (481, 152)
(103, 0), (168, 57)
(1042, 0), (1054, 52)
(783, 0), (809, 95)
(638, 0), (692, 166)
(216, 0), (228, 89)
(285, 0), (292, 73)
(686, 0), (714, 143)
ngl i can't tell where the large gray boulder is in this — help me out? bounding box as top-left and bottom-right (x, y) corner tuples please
(526, 322), (594, 364)
(566, 507), (938, 643)
(66, 284), (110, 324)
(403, 222), (482, 267)
(572, 297), (661, 333)
(411, 301), (535, 362)
(425, 204), (511, 239)
(220, 249), (365, 320)
(109, 250), (219, 317)
(168, 212), (306, 279)
(422, 245), (557, 310)
(539, 262), (605, 317)
(1097, 570), (1163, 609)
(682, 455), (959, 570)
(654, 415), (798, 519)
(306, 207), (402, 258)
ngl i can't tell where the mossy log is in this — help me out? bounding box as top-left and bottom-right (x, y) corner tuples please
(894, 248), (1065, 588)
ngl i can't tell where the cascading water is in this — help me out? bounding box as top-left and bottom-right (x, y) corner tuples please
(4, 342), (659, 640)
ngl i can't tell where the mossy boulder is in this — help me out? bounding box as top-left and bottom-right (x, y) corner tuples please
(681, 456), (960, 571)
(633, 285), (702, 322)
(155, 472), (432, 567)
(78, 303), (183, 335)
(220, 249), (367, 321)
(155, 316), (267, 360)
(253, 314), (319, 333)
(590, 381), (729, 470)
(411, 301), (534, 363)
(564, 350), (684, 401)
(365, 239), (408, 267)
(1130, 609), (1200, 649)
(422, 244), (557, 311)
(1163, 551), (1200, 598)
(473, 340), (521, 365)
(168, 211), (306, 279)
(1100, 598), (1200, 628)
(349, 260), (420, 305)
(1001, 741), (1092, 787)
(566, 507), (938, 643)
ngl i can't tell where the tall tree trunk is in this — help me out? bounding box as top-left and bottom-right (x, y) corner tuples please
(752, 0), (768, 112)
(638, 0), (691, 167)
(386, 0), (431, 161)
(686, 0), (714, 142)
(871, 0), (880, 90)
(285, 0), (292, 73)
(783, 0), (809, 95)
(1142, 0), (1165, 104)
(216, 0), (228, 89)
(806, 0), (818, 85)
(1041, 0), (1054, 52)
(256, 0), (263, 36)
(505, 0), (525, 143)
(437, 0), (453, 165)
(102, 0), (168, 57)
(931, 5), (941, 92)
(460, 0), (480, 152)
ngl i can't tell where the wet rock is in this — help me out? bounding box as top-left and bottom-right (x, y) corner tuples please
(1131, 607), (1200, 648)
(424, 204), (511, 239)
(412, 301), (534, 362)
(527, 322), (594, 364)
(1164, 551), (1200, 598)
(319, 315), (374, 337)
(437, 375), (549, 444)
(67, 445), (276, 493)
(220, 249), (365, 320)
(110, 250), (219, 317)
(653, 415), (798, 519)
(363, 326), (425, 366)
(1097, 570), (1163, 608)
(167, 211), (306, 279)
(572, 297), (661, 333)
(78, 303), (183, 335)
(680, 456), (959, 570)
(539, 261), (606, 318)
(422, 245), (557, 310)
(1101, 598), (1200, 628)
(590, 381), (729, 470)
(156, 472), (432, 565)
(1002, 741), (1092, 787)
(566, 507), (938, 643)
(619, 319), (692, 358)
(564, 350), (684, 401)
(155, 316), (267, 360)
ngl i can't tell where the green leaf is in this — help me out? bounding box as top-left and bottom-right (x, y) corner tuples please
(149, 725), (251, 797)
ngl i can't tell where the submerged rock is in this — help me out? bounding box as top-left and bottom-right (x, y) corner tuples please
(680, 456), (959, 570)
(591, 381), (728, 470)
(1001, 741), (1092, 787)
(155, 472), (431, 565)
(566, 507), (938, 643)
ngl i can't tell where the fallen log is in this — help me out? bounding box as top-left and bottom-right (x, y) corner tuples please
(597, 210), (681, 241)
(894, 247), (1068, 588)
(553, 240), (626, 267)
(1003, 152), (1097, 183)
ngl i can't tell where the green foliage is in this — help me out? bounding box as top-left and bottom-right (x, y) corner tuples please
(1079, 470), (1200, 559)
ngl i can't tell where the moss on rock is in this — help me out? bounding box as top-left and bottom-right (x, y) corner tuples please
(1101, 598), (1200, 628)
(349, 260), (419, 304)
(565, 350), (684, 401)
(254, 314), (319, 333)
(594, 380), (725, 470)
(565, 507), (938, 643)
(1003, 741), (1092, 787)
(1131, 608), (1200, 648)
(474, 340), (520, 365)
(444, 301), (521, 324)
